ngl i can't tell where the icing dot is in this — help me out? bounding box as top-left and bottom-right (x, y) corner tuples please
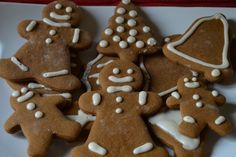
(183, 116), (195, 123)
(35, 111), (44, 119)
(116, 26), (125, 33)
(116, 7), (126, 14)
(127, 36), (136, 44)
(26, 102), (36, 110)
(113, 35), (121, 42)
(127, 19), (136, 27)
(215, 116), (226, 125)
(21, 87), (28, 94)
(115, 108), (123, 114)
(127, 68), (134, 74)
(212, 90), (219, 97)
(55, 3), (62, 9)
(65, 6), (73, 13)
(192, 77), (197, 82)
(49, 30), (56, 36)
(129, 10), (138, 17)
(184, 78), (189, 82)
(136, 41), (145, 48)
(196, 101), (203, 108)
(129, 29), (138, 36)
(115, 16), (125, 24)
(45, 38), (52, 44)
(122, 0), (130, 4)
(193, 94), (200, 100)
(119, 41), (128, 49)
(104, 28), (113, 36)
(113, 68), (120, 74)
(116, 96), (123, 103)
(164, 37), (170, 43)
(99, 40), (109, 48)
(96, 79), (100, 85)
(171, 91), (181, 99)
(143, 26), (150, 33)
(12, 91), (20, 97)
(211, 69), (221, 77)
(147, 38), (157, 46)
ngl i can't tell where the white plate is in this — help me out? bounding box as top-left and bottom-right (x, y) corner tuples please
(0, 2), (236, 157)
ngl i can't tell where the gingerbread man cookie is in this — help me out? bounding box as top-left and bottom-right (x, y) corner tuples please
(71, 60), (168, 157)
(166, 76), (233, 138)
(97, 0), (161, 62)
(5, 91), (81, 157)
(163, 13), (233, 82)
(0, 0), (91, 91)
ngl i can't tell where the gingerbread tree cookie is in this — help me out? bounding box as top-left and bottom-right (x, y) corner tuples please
(166, 75), (233, 138)
(97, 0), (161, 62)
(71, 60), (168, 157)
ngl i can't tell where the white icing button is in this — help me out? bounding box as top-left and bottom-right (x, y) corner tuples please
(119, 41), (128, 49)
(26, 102), (36, 110)
(92, 93), (102, 106)
(192, 71), (199, 77)
(21, 87), (28, 94)
(136, 41), (145, 48)
(192, 77), (197, 82)
(215, 116), (226, 125)
(211, 69), (221, 77)
(113, 35), (121, 42)
(127, 68), (134, 74)
(35, 111), (44, 119)
(184, 78), (189, 82)
(104, 28), (113, 36)
(99, 40), (109, 48)
(193, 94), (200, 100)
(65, 6), (73, 13)
(129, 10), (138, 17)
(127, 36), (136, 44)
(116, 26), (125, 33)
(116, 96), (123, 103)
(196, 101), (203, 108)
(212, 90), (219, 97)
(49, 30), (56, 36)
(129, 29), (138, 36)
(115, 16), (125, 24)
(143, 26), (151, 33)
(122, 0), (131, 4)
(12, 91), (20, 97)
(147, 38), (157, 46)
(127, 19), (136, 27)
(45, 38), (52, 44)
(55, 3), (62, 9)
(183, 116), (195, 123)
(116, 7), (126, 14)
(115, 108), (123, 114)
(164, 37), (171, 43)
(113, 68), (120, 74)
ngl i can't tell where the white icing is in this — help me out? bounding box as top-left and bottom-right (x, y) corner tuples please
(49, 29), (56, 36)
(113, 35), (121, 42)
(115, 108), (123, 114)
(104, 28), (113, 36)
(116, 7), (126, 14)
(72, 28), (80, 43)
(193, 94), (200, 100)
(122, 0), (131, 4)
(21, 87), (28, 94)
(215, 116), (226, 125)
(129, 10), (138, 17)
(55, 3), (62, 9)
(158, 86), (177, 97)
(115, 16), (125, 24)
(108, 75), (133, 83)
(119, 41), (128, 49)
(171, 91), (181, 99)
(136, 41), (145, 48)
(127, 19), (136, 27)
(28, 83), (51, 90)
(35, 111), (44, 119)
(211, 69), (221, 77)
(11, 57), (29, 72)
(12, 91), (20, 97)
(50, 12), (70, 20)
(97, 60), (113, 68)
(212, 90), (219, 97)
(148, 110), (200, 150)
(183, 116), (195, 123)
(67, 110), (96, 127)
(127, 36), (136, 44)
(42, 93), (72, 99)
(129, 29), (138, 36)
(89, 73), (100, 78)
(107, 85), (132, 93)
(133, 143), (153, 155)
(43, 18), (71, 27)
(17, 91), (34, 103)
(147, 38), (157, 46)
(139, 91), (147, 105)
(184, 78), (189, 82)
(143, 26), (150, 33)
(127, 68), (134, 74)
(42, 69), (68, 78)
(116, 96), (123, 103)
(167, 13), (229, 69)
(26, 102), (36, 110)
(88, 142), (107, 155)
(112, 68), (120, 74)
(192, 77), (197, 82)
(196, 101), (203, 108)
(192, 71), (199, 77)
(45, 38), (52, 44)
(184, 82), (200, 88)
(116, 26), (125, 33)
(26, 20), (37, 32)
(164, 37), (171, 43)
(65, 6), (73, 13)
(96, 79), (100, 85)
(92, 93), (101, 106)
(99, 40), (109, 48)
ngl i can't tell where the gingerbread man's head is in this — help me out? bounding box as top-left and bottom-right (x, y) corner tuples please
(42, 0), (81, 27)
(99, 60), (143, 93)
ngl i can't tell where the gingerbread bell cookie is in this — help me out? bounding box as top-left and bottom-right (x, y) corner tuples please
(163, 13), (233, 82)
(72, 60), (168, 157)
(0, 0), (91, 91)
(97, 0), (161, 62)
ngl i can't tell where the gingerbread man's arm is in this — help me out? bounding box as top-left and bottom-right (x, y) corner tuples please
(212, 92), (226, 106)
(17, 20), (39, 40)
(43, 95), (68, 109)
(4, 113), (20, 134)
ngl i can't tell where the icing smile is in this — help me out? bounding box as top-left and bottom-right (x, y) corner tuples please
(184, 82), (200, 88)
(50, 12), (71, 20)
(43, 18), (71, 27)
(108, 75), (133, 83)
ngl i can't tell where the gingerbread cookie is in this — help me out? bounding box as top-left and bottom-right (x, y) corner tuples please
(0, 0), (91, 91)
(166, 75), (233, 137)
(97, 0), (161, 62)
(163, 13), (233, 82)
(5, 91), (81, 157)
(71, 60), (168, 157)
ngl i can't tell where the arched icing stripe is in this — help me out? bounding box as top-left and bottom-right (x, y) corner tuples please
(167, 13), (229, 69)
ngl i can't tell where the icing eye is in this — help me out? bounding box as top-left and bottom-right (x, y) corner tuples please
(192, 77), (197, 82)
(113, 68), (120, 74)
(184, 78), (189, 82)
(55, 3), (62, 9)
(66, 6), (73, 13)
(127, 69), (134, 74)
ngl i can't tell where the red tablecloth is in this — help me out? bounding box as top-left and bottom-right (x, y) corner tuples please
(0, 0), (236, 7)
